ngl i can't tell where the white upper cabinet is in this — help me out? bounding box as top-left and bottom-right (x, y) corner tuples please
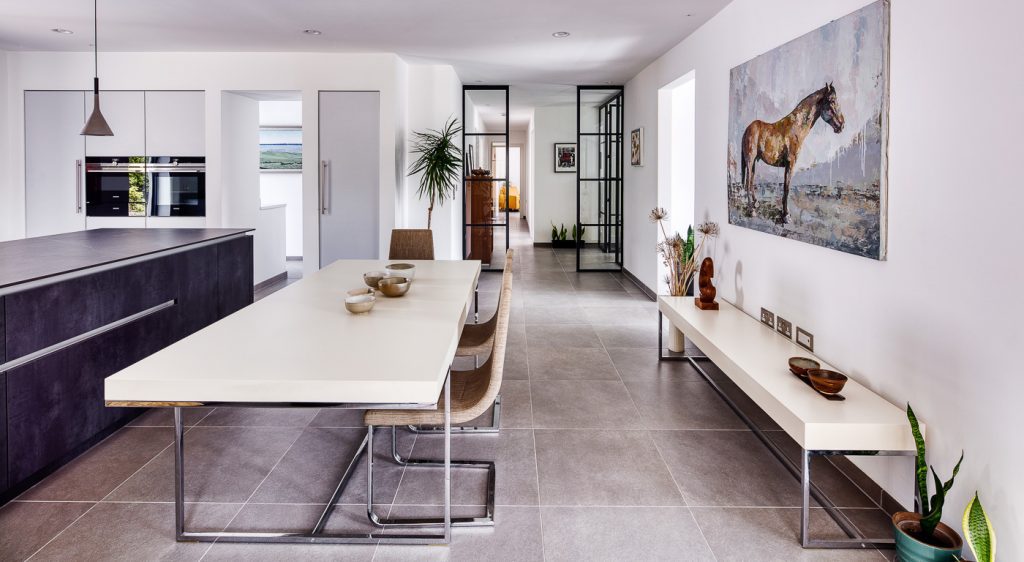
(84, 91), (146, 156)
(25, 91), (87, 237)
(146, 91), (205, 156)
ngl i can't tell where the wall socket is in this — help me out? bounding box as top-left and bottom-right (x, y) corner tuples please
(760, 308), (775, 327)
(796, 327), (814, 352)
(776, 316), (793, 339)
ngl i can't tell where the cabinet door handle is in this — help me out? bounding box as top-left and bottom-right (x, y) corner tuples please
(320, 160), (330, 215)
(75, 159), (83, 213)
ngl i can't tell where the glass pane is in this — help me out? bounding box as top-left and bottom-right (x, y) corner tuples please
(465, 226), (506, 269)
(464, 89), (508, 135)
(464, 135), (510, 180)
(579, 89), (623, 134)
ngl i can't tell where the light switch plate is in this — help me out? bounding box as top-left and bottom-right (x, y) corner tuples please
(776, 316), (793, 339)
(796, 327), (814, 352)
(760, 308), (775, 327)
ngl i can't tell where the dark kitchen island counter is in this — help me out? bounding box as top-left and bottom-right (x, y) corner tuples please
(0, 228), (254, 503)
(0, 228), (253, 294)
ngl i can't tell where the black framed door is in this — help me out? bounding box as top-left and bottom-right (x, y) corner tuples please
(462, 86), (510, 272)
(577, 86), (624, 272)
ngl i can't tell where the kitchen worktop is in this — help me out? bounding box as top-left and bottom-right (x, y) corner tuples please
(0, 228), (253, 293)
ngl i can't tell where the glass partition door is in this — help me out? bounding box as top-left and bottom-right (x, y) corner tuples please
(462, 86), (510, 272)
(577, 86), (624, 271)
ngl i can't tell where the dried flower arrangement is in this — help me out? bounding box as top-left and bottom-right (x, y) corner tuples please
(650, 207), (719, 296)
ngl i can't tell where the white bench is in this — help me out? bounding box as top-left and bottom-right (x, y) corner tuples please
(658, 296), (918, 550)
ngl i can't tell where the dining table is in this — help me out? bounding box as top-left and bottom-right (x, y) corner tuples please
(104, 258), (482, 545)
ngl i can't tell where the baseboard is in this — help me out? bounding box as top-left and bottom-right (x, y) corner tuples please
(254, 271), (288, 292)
(533, 242), (554, 247)
(286, 256), (303, 261)
(622, 267), (656, 301)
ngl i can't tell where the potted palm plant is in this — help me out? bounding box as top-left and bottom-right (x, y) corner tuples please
(408, 117), (462, 229)
(893, 404), (964, 562)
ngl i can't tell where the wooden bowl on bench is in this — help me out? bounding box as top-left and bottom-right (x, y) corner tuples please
(788, 357), (820, 379)
(807, 369), (848, 395)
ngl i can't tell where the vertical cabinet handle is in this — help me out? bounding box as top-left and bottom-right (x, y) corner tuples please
(320, 160), (330, 215)
(75, 159), (83, 213)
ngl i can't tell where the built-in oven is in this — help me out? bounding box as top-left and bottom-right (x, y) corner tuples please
(148, 157), (206, 217)
(85, 156), (148, 216)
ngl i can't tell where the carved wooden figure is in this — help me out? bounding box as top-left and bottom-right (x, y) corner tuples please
(695, 257), (719, 310)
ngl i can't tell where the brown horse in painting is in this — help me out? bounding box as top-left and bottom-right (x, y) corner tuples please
(740, 83), (845, 223)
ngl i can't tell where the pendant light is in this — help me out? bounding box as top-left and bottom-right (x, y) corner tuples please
(81, 0), (113, 136)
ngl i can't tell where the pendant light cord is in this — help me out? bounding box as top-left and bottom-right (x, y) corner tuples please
(93, 0), (98, 80)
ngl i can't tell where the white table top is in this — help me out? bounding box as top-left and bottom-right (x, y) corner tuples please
(105, 259), (481, 406)
(660, 297), (919, 452)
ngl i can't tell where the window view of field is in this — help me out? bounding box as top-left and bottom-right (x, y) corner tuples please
(128, 155), (148, 216)
(260, 128), (302, 170)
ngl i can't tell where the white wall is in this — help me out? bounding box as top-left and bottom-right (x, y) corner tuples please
(0, 52), (409, 275)
(624, 0), (1024, 553)
(526, 116), (535, 234)
(531, 105), (577, 243)
(221, 92), (285, 284)
(402, 64), (463, 259)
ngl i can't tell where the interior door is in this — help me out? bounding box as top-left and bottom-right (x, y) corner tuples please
(25, 91), (86, 237)
(318, 91), (380, 267)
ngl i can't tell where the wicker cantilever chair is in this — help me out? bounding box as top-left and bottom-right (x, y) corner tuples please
(407, 249), (513, 435)
(388, 229), (435, 260)
(363, 264), (512, 528)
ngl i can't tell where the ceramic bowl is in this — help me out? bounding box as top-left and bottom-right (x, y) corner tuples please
(348, 287), (374, 297)
(788, 357), (821, 378)
(385, 263), (416, 280)
(344, 293), (376, 314)
(363, 271), (388, 289)
(807, 369), (848, 395)
(377, 276), (410, 297)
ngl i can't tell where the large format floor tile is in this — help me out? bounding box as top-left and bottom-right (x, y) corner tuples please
(534, 429), (684, 506)
(530, 380), (642, 429)
(527, 346), (619, 380)
(541, 506), (714, 562)
(625, 379), (749, 430)
(0, 501), (94, 560)
(372, 506), (544, 562)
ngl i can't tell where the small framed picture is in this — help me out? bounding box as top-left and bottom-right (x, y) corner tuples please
(630, 127), (643, 166)
(553, 143), (577, 173)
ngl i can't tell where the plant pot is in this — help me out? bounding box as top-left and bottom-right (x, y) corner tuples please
(892, 512), (963, 562)
(668, 325), (686, 353)
(551, 240), (586, 248)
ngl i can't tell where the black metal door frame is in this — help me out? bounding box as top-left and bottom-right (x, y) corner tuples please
(576, 85), (624, 272)
(462, 85), (510, 272)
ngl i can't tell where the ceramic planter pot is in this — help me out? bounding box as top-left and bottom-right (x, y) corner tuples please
(892, 512), (963, 562)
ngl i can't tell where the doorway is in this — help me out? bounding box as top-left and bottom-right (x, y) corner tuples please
(258, 97), (304, 283)
(576, 86), (624, 272)
(462, 85), (511, 272)
(492, 143), (523, 218)
(657, 71), (696, 292)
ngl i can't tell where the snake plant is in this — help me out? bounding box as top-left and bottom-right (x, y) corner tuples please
(963, 493), (995, 562)
(907, 404), (964, 537)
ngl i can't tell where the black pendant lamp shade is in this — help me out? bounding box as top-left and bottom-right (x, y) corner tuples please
(81, 0), (113, 136)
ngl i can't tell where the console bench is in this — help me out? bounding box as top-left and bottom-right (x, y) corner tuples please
(658, 296), (918, 549)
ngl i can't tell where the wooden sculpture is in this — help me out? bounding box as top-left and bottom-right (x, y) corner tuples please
(694, 257), (719, 310)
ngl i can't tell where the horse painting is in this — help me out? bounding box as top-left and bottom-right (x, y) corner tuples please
(740, 83), (845, 223)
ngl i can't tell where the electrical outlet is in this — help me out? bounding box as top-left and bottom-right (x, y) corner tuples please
(776, 316), (793, 339)
(760, 308), (775, 327)
(796, 327), (814, 352)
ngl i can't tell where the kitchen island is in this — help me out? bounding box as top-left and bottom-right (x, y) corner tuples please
(0, 228), (254, 503)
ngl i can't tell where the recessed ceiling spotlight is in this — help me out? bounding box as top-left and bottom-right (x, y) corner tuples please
(303, 29), (322, 35)
(686, 13), (694, 17)
(552, 31), (570, 38)
(51, 28), (74, 34)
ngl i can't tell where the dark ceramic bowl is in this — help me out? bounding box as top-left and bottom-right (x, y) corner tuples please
(788, 357), (820, 378)
(807, 369), (848, 395)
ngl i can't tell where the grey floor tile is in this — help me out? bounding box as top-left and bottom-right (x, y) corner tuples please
(18, 427), (173, 501)
(530, 381), (642, 429)
(606, 347), (704, 381)
(691, 507), (886, 561)
(594, 324), (663, 348)
(373, 506), (543, 562)
(523, 305), (588, 325)
(0, 501), (94, 560)
(541, 506), (714, 562)
(30, 502), (240, 562)
(527, 347), (619, 380)
(497, 379), (533, 428)
(501, 343), (530, 380)
(652, 430), (803, 507)
(625, 379), (749, 430)
(534, 429), (683, 506)
(574, 290), (647, 306)
(582, 305), (659, 325)
(566, 273), (625, 291)
(523, 291), (580, 308)
(392, 429), (538, 506)
(197, 407), (319, 427)
(127, 407), (214, 427)
(308, 408), (367, 428)
(525, 324), (603, 349)
(106, 426), (304, 503)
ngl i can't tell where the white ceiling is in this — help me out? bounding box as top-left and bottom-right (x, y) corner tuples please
(0, 0), (730, 126)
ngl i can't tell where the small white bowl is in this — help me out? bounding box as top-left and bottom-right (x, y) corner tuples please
(385, 263), (416, 281)
(364, 271), (388, 288)
(345, 293), (376, 314)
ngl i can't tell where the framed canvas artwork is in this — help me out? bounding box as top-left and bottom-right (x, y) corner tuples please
(727, 0), (890, 260)
(259, 128), (303, 170)
(630, 128), (643, 166)
(554, 143), (577, 173)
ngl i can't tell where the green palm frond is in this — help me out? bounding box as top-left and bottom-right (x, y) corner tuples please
(408, 117), (462, 228)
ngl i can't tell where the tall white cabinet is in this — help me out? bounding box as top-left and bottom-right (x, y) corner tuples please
(146, 91), (205, 155)
(84, 91), (146, 156)
(25, 91), (87, 237)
